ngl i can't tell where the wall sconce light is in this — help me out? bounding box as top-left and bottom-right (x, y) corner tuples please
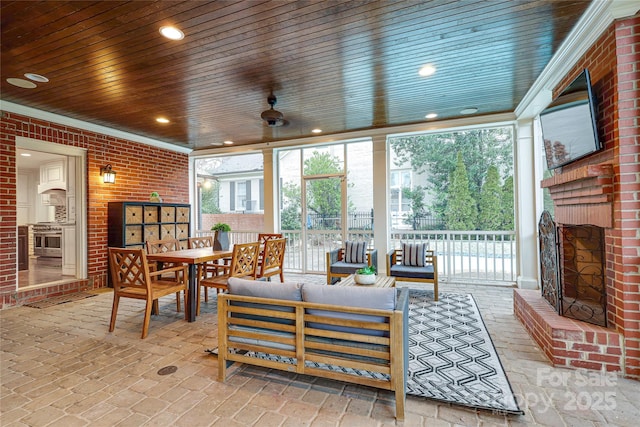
(101, 164), (116, 184)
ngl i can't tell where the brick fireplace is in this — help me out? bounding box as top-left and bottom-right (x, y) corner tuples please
(515, 164), (623, 372)
(514, 15), (640, 379)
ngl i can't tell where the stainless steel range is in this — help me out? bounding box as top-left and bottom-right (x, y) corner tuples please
(33, 223), (62, 258)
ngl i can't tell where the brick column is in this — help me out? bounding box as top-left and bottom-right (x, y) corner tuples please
(613, 15), (640, 379)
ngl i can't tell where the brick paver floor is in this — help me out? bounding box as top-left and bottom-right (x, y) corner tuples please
(1, 275), (638, 426)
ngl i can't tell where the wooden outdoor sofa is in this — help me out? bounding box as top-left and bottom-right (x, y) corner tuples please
(217, 278), (409, 420)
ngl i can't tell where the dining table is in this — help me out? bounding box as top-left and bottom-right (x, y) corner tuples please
(146, 247), (232, 322)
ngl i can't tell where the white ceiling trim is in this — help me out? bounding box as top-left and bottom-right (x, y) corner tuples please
(0, 100), (192, 154)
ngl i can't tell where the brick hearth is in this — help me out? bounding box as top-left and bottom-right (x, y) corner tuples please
(514, 289), (623, 372)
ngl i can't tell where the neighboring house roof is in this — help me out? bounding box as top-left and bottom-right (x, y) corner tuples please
(198, 153), (264, 178)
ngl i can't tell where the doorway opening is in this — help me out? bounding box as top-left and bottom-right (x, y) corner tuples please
(16, 138), (86, 289)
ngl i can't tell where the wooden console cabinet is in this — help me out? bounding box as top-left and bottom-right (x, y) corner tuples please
(108, 202), (191, 250)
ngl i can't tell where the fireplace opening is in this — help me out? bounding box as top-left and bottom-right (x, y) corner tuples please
(539, 211), (607, 327)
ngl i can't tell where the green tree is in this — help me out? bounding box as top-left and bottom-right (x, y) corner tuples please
(390, 127), (513, 222)
(445, 152), (477, 230)
(200, 181), (221, 214)
(402, 186), (427, 229)
(304, 152), (342, 218)
(501, 175), (514, 230)
(281, 181), (301, 230)
(478, 165), (502, 230)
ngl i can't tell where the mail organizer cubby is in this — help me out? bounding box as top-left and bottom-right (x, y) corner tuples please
(108, 201), (191, 250)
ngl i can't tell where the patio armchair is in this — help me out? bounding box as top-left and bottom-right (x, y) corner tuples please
(326, 241), (377, 284)
(387, 243), (438, 300)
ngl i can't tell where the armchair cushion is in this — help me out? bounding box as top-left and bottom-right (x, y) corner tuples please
(402, 242), (427, 267)
(345, 241), (367, 263)
(330, 260), (369, 275)
(390, 264), (435, 280)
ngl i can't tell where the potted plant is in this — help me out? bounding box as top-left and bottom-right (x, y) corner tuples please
(211, 222), (231, 250)
(150, 192), (162, 202)
(355, 265), (377, 285)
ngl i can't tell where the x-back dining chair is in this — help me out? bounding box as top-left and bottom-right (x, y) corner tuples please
(108, 247), (188, 339)
(257, 233), (283, 245)
(198, 241), (261, 310)
(257, 237), (286, 282)
(146, 237), (186, 305)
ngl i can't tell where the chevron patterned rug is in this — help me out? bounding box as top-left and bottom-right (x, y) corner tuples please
(408, 290), (523, 415)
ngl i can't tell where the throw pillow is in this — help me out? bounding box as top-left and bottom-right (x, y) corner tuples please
(402, 242), (427, 267)
(345, 240), (367, 263)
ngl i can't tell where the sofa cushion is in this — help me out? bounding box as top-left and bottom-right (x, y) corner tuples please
(330, 260), (368, 275)
(345, 241), (367, 263)
(390, 264), (435, 280)
(227, 277), (302, 325)
(301, 284), (396, 337)
(228, 277), (302, 301)
(402, 242), (427, 267)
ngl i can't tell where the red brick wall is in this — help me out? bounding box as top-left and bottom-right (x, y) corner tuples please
(201, 213), (264, 233)
(547, 14), (640, 379)
(0, 112), (189, 307)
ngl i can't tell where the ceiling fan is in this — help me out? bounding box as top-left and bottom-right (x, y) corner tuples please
(260, 93), (285, 127)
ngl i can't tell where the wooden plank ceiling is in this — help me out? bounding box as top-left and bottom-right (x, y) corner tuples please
(1, 0), (591, 151)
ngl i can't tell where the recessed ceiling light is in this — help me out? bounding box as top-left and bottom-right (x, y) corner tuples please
(24, 73), (49, 82)
(460, 107), (479, 115)
(223, 140), (234, 145)
(7, 78), (37, 89)
(311, 128), (322, 134)
(210, 142), (224, 146)
(159, 26), (184, 40)
(156, 117), (170, 124)
(418, 64), (436, 77)
(425, 113), (438, 119)
(20, 153), (32, 157)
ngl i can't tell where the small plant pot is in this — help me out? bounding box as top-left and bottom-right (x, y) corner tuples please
(355, 273), (376, 285)
(213, 230), (230, 251)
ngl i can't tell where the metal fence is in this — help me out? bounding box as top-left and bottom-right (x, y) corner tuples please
(307, 210), (374, 230)
(195, 228), (516, 284)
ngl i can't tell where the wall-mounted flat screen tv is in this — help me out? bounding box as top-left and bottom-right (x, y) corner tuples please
(540, 69), (601, 170)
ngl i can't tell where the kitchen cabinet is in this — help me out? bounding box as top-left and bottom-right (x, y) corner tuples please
(108, 202), (191, 250)
(38, 160), (66, 192)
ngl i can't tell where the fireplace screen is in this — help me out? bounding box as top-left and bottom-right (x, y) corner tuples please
(538, 211), (607, 327)
(539, 211), (560, 313)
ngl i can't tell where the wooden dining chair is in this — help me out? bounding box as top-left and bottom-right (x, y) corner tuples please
(198, 241), (260, 307)
(188, 235), (217, 315)
(108, 247), (188, 339)
(257, 237), (286, 282)
(146, 237), (185, 305)
(257, 233), (283, 245)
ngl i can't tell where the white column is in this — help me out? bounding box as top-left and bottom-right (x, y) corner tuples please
(262, 148), (276, 232)
(371, 135), (389, 275)
(515, 119), (539, 289)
